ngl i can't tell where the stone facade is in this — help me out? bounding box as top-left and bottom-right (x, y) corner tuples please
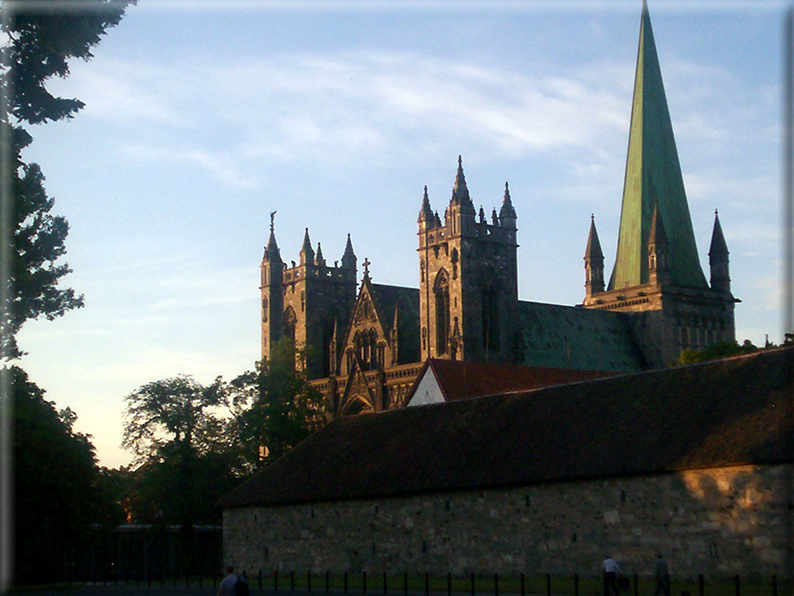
(417, 168), (519, 364)
(223, 464), (789, 581)
(261, 225), (358, 381)
(259, 1), (740, 414)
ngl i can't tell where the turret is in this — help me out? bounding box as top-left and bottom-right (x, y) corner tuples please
(584, 215), (605, 298)
(299, 228), (315, 266)
(418, 186), (435, 232)
(341, 233), (357, 271)
(647, 206), (671, 287)
(447, 156), (476, 236)
(261, 212), (285, 363)
(315, 242), (326, 267)
(451, 155), (472, 208)
(499, 182), (517, 230)
(709, 210), (731, 294)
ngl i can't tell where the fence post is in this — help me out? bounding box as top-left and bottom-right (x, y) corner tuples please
(471, 572), (475, 596)
(364, 571), (368, 595)
(633, 573), (638, 596)
(345, 571), (348, 594)
(521, 573), (525, 596)
(291, 571), (295, 592)
(574, 574), (579, 596)
(404, 572), (408, 596)
(735, 575), (740, 596)
(448, 572), (452, 596)
(546, 573), (551, 596)
(384, 572), (388, 595)
(698, 574), (704, 596)
(772, 575), (778, 596)
(275, 570), (279, 592)
(259, 570), (262, 592)
(309, 570), (312, 592)
(327, 571), (330, 593)
(495, 573), (500, 596)
(425, 573), (430, 596)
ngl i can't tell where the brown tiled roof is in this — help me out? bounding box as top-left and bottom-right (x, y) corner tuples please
(408, 359), (616, 403)
(218, 347), (794, 509)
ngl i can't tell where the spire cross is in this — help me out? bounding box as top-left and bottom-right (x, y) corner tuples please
(363, 257), (371, 277)
(269, 211), (277, 232)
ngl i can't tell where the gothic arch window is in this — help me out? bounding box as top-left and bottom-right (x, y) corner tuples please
(353, 329), (380, 370)
(481, 284), (500, 354)
(262, 297), (268, 322)
(434, 269), (451, 355)
(283, 306), (297, 342)
(377, 342), (386, 368)
(301, 290), (305, 312)
(354, 331), (363, 363)
(451, 248), (459, 279)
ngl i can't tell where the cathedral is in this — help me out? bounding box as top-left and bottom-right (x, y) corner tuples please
(259, 1), (737, 417)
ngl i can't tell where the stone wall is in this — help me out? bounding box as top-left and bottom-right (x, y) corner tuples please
(223, 464), (789, 581)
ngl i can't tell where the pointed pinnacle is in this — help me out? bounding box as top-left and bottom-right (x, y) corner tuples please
(709, 210), (729, 256)
(648, 205), (668, 246)
(585, 215), (604, 260)
(452, 155), (471, 205)
(419, 185), (434, 223)
(500, 181), (517, 221)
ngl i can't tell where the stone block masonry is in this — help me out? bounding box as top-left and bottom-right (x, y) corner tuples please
(223, 464), (789, 581)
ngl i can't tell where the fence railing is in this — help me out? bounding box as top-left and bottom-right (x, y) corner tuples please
(51, 568), (789, 596)
(220, 571), (785, 596)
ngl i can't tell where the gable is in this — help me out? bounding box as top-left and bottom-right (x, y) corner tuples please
(406, 364), (444, 407)
(406, 359), (616, 405)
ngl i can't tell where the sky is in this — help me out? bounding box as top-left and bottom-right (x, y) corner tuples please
(14, 0), (785, 469)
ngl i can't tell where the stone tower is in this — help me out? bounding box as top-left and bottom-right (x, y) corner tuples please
(260, 220), (358, 378)
(417, 157), (519, 363)
(583, 0), (736, 366)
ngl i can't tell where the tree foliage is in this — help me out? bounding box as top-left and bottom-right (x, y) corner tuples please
(9, 366), (101, 583)
(122, 375), (230, 537)
(678, 339), (758, 365)
(229, 338), (328, 470)
(1, 126), (84, 358)
(2, 0), (136, 125)
(122, 375), (228, 463)
(0, 0), (135, 358)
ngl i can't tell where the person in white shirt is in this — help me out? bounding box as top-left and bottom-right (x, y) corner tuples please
(218, 566), (238, 596)
(602, 556), (621, 596)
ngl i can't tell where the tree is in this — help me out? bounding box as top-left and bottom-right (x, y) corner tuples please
(1, 126), (84, 358)
(122, 375), (228, 569)
(230, 338), (328, 471)
(10, 366), (100, 583)
(0, 0), (136, 358)
(2, 0), (136, 125)
(677, 339), (758, 365)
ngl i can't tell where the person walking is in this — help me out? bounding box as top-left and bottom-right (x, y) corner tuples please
(603, 555), (621, 596)
(654, 555), (670, 596)
(218, 566), (239, 596)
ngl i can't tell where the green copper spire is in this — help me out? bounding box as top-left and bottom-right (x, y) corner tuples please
(608, 0), (707, 291)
